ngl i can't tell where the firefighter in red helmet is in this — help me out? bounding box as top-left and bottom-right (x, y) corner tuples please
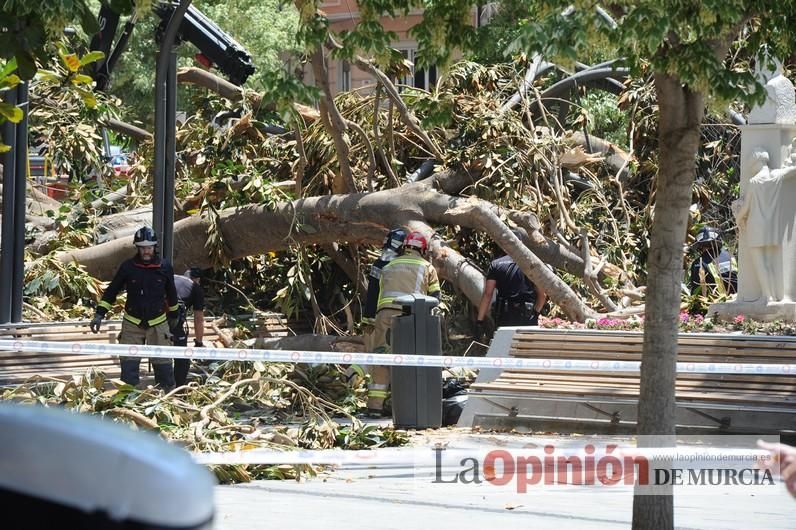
(369, 230), (440, 416)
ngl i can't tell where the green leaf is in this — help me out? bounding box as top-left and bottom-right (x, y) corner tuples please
(35, 69), (60, 83)
(71, 74), (94, 86)
(0, 102), (23, 123)
(0, 57), (18, 78)
(74, 87), (97, 108)
(0, 74), (20, 90)
(79, 51), (105, 67)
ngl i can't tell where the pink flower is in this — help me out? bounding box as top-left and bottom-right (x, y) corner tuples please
(734, 315), (746, 324)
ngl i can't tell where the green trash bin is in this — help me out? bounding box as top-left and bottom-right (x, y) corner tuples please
(390, 294), (442, 429)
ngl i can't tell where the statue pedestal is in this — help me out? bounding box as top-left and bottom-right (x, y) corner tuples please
(709, 299), (796, 322)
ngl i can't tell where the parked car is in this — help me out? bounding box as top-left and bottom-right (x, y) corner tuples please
(110, 153), (130, 176)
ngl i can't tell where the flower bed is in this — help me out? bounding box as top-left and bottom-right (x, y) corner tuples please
(540, 313), (796, 336)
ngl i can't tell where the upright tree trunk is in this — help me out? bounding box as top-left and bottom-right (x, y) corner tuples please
(632, 74), (705, 530)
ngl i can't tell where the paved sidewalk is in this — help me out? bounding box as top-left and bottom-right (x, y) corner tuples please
(213, 431), (796, 530)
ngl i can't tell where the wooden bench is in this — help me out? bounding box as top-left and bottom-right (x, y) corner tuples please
(0, 313), (296, 386)
(459, 328), (796, 435)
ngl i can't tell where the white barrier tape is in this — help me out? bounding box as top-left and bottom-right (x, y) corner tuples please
(0, 339), (794, 374)
(190, 446), (771, 466)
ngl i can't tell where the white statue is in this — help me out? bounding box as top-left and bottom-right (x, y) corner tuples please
(747, 56), (796, 125)
(734, 148), (796, 302)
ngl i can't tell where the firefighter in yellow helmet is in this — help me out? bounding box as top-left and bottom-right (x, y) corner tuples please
(368, 230), (440, 416)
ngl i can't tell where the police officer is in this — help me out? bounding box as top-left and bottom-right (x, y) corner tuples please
(172, 268), (206, 387)
(90, 227), (180, 390)
(369, 230), (440, 415)
(689, 226), (737, 297)
(476, 230), (547, 338)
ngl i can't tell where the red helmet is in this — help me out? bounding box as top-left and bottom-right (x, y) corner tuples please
(404, 231), (428, 254)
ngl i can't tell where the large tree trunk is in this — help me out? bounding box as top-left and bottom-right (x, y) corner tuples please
(632, 73), (705, 530)
(58, 180), (596, 322)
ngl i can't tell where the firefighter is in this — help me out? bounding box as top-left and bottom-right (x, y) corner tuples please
(172, 267), (206, 387)
(355, 229), (407, 390)
(90, 227), (180, 390)
(476, 229), (547, 340)
(689, 226), (737, 297)
(363, 228), (407, 348)
(369, 230), (440, 415)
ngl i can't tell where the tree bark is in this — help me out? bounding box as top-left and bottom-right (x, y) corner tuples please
(102, 118), (152, 143)
(58, 180), (596, 321)
(568, 131), (631, 182)
(632, 72), (705, 530)
(176, 67), (319, 122)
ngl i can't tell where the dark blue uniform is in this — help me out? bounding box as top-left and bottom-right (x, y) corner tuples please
(172, 274), (205, 386)
(97, 255), (179, 326)
(487, 255), (539, 326)
(689, 248), (737, 295)
(96, 255), (179, 388)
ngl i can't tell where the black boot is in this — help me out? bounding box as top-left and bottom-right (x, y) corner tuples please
(152, 363), (175, 391)
(120, 359), (141, 386)
(174, 359), (191, 387)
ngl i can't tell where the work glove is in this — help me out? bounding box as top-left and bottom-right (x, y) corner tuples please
(475, 320), (486, 341)
(90, 313), (103, 334)
(193, 339), (204, 347)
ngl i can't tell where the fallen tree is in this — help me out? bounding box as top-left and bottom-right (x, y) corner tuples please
(58, 176), (598, 321)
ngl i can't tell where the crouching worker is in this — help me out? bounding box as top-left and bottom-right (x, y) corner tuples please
(476, 229), (547, 340)
(90, 226), (180, 390)
(172, 267), (206, 387)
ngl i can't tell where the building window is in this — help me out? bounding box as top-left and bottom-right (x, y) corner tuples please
(398, 49), (436, 91)
(338, 60), (351, 93)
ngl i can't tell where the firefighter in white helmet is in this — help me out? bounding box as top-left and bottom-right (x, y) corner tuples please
(369, 230), (440, 416)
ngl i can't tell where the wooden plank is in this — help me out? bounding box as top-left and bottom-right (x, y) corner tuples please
(513, 330), (796, 349)
(474, 381), (796, 405)
(481, 376), (796, 401)
(472, 329), (796, 421)
(496, 372), (796, 390)
(510, 340), (794, 359)
(508, 349), (793, 364)
(497, 370), (794, 384)
(490, 377), (796, 397)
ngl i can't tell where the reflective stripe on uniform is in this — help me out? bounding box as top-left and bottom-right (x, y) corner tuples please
(367, 390), (388, 398)
(98, 300), (112, 311)
(377, 256), (434, 310)
(124, 312), (167, 327)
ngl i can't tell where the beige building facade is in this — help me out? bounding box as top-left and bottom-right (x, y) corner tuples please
(321, 0), (477, 94)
